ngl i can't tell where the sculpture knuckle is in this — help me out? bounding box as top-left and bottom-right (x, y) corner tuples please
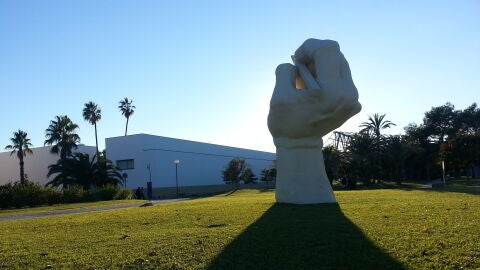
(275, 63), (294, 75)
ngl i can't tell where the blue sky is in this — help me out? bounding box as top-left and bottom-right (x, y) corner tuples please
(1, 1), (479, 153)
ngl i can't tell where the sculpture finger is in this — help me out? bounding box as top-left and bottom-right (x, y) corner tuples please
(294, 38), (330, 64)
(311, 42), (341, 90)
(292, 56), (321, 90)
(339, 52), (352, 80)
(339, 53), (359, 100)
(294, 39), (342, 93)
(274, 63), (297, 94)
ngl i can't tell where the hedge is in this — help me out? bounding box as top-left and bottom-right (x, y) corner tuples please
(0, 181), (132, 209)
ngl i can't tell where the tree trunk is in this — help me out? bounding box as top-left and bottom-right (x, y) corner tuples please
(19, 158), (25, 184)
(94, 123), (99, 160)
(125, 117), (129, 136)
(94, 123), (99, 189)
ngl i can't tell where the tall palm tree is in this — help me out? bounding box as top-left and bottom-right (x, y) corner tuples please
(44, 115), (81, 159)
(118, 97), (136, 136)
(5, 130), (33, 184)
(360, 113), (396, 140)
(83, 101), (101, 161)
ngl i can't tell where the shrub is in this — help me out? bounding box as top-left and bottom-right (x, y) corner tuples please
(0, 181), (62, 209)
(10, 182), (41, 207)
(87, 184), (119, 201)
(63, 186), (87, 203)
(0, 181), (133, 209)
(114, 188), (133, 200)
(0, 183), (14, 208)
(39, 187), (63, 205)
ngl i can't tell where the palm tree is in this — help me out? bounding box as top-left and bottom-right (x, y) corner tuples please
(118, 98), (136, 136)
(46, 152), (123, 190)
(340, 132), (379, 185)
(359, 113), (396, 181)
(360, 113), (396, 140)
(83, 101), (101, 160)
(44, 115), (81, 159)
(5, 130), (33, 184)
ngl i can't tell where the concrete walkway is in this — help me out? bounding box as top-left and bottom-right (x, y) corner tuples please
(419, 179), (445, 189)
(0, 198), (190, 222)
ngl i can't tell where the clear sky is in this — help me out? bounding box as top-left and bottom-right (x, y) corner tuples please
(1, 1), (479, 153)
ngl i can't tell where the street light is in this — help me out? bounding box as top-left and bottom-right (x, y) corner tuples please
(122, 173), (128, 188)
(147, 164), (152, 182)
(441, 160), (446, 185)
(174, 160), (180, 198)
(147, 163), (153, 200)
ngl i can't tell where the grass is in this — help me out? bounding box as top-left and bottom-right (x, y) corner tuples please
(0, 199), (146, 217)
(0, 180), (478, 269)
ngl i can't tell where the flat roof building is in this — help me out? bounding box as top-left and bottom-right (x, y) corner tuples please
(1, 134), (276, 192)
(106, 134), (275, 189)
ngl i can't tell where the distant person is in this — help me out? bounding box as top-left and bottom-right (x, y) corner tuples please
(140, 187), (145, 199)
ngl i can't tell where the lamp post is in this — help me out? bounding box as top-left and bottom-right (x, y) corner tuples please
(174, 160), (180, 198)
(441, 160), (446, 185)
(147, 164), (152, 182)
(122, 173), (128, 188)
(147, 163), (153, 200)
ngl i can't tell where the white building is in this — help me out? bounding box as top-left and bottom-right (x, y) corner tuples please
(0, 134), (276, 192)
(106, 134), (276, 189)
(0, 145), (96, 186)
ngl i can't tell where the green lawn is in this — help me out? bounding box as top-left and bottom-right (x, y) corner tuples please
(0, 180), (478, 269)
(0, 199), (146, 217)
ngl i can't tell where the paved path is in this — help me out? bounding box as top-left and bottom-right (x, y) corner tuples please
(419, 180), (445, 189)
(0, 198), (190, 222)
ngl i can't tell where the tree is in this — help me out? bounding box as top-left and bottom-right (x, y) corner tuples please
(422, 102), (457, 143)
(118, 97), (136, 136)
(222, 158), (247, 189)
(44, 115), (81, 159)
(83, 101), (102, 160)
(360, 113), (396, 140)
(240, 168), (257, 184)
(344, 132), (378, 184)
(323, 145), (341, 183)
(381, 135), (416, 184)
(402, 103), (469, 180)
(443, 131), (480, 177)
(359, 113), (396, 180)
(93, 155), (125, 187)
(5, 130), (33, 184)
(455, 103), (480, 135)
(46, 153), (122, 189)
(260, 167), (276, 188)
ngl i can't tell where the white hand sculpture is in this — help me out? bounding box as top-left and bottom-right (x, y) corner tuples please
(268, 39), (361, 204)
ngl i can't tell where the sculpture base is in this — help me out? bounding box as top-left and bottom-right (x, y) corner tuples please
(275, 140), (336, 204)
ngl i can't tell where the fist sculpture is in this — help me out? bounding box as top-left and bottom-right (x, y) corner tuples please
(268, 39), (361, 204)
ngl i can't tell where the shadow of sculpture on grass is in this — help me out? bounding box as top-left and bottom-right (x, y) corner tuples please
(207, 203), (404, 270)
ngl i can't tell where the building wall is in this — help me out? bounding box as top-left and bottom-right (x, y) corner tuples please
(106, 134), (276, 189)
(0, 145), (96, 186)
